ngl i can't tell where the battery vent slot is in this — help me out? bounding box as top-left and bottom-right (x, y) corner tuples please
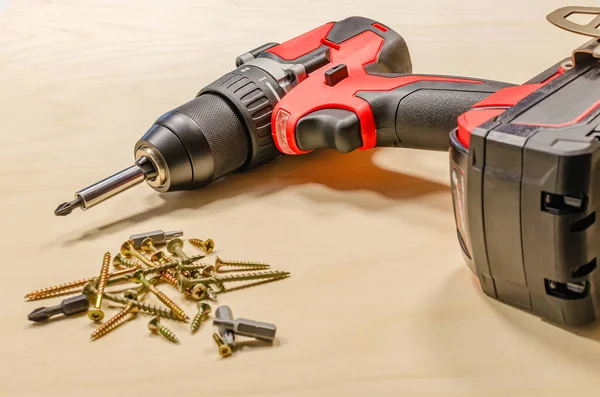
(571, 212), (596, 232)
(572, 258), (597, 278)
(542, 192), (587, 214)
(544, 279), (589, 300)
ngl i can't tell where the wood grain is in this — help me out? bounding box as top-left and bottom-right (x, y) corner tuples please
(1, 0), (600, 396)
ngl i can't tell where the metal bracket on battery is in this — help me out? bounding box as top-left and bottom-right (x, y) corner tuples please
(547, 6), (600, 66)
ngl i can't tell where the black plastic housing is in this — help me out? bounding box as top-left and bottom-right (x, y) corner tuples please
(450, 60), (600, 326)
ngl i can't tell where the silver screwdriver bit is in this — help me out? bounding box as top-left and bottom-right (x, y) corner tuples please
(129, 230), (184, 249)
(215, 305), (235, 347)
(213, 305), (277, 342)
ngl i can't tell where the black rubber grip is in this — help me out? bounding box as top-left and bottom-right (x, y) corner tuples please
(135, 93), (249, 192)
(357, 79), (514, 151)
(394, 89), (493, 150)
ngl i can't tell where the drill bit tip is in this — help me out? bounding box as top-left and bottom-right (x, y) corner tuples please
(54, 197), (83, 216)
(27, 307), (51, 322)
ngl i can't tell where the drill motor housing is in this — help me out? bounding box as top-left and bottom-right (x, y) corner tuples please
(450, 52), (600, 326)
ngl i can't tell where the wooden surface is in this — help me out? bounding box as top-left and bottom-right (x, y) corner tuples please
(2, 0), (600, 396)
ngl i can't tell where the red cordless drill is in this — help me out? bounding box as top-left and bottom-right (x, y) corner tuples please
(55, 16), (510, 216)
(57, 8), (599, 326)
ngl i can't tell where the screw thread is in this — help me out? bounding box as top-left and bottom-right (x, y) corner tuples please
(134, 276), (161, 300)
(106, 259), (187, 285)
(95, 252), (111, 298)
(191, 312), (206, 333)
(159, 271), (179, 288)
(216, 270), (290, 284)
(157, 324), (179, 343)
(25, 286), (83, 301)
(148, 285), (188, 321)
(102, 291), (181, 321)
(25, 278), (90, 299)
(216, 265), (270, 273)
(129, 248), (155, 268)
(90, 303), (136, 340)
(113, 254), (137, 269)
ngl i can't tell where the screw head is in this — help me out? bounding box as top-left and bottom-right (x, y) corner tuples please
(88, 308), (104, 322)
(148, 316), (160, 331)
(166, 238), (184, 254)
(82, 282), (96, 296)
(204, 239), (215, 253)
(113, 253), (126, 268)
(219, 344), (232, 357)
(201, 265), (215, 277)
(198, 302), (212, 315)
(132, 270), (144, 284)
(140, 238), (156, 253)
(150, 251), (167, 264)
(123, 290), (138, 300)
(191, 284), (208, 300)
(120, 240), (135, 256)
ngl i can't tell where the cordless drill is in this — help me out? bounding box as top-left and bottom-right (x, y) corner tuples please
(55, 16), (510, 215)
(56, 8), (600, 327)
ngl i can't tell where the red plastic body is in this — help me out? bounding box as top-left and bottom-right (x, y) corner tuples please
(457, 67), (571, 149)
(268, 24), (481, 155)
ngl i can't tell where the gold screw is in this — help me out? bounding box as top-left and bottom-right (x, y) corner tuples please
(133, 270), (188, 321)
(212, 333), (232, 357)
(148, 317), (179, 343)
(140, 237), (159, 254)
(90, 301), (139, 341)
(83, 282), (181, 321)
(190, 284), (218, 301)
(124, 276), (160, 301)
(25, 284), (87, 301)
(130, 238), (180, 288)
(188, 238), (215, 254)
(113, 253), (137, 269)
(88, 252), (111, 322)
(191, 303), (212, 333)
(25, 264), (141, 301)
(180, 264), (214, 278)
(214, 256), (270, 272)
(121, 240), (155, 268)
(166, 238), (191, 262)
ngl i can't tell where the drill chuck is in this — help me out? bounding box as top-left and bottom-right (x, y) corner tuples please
(55, 62), (285, 216)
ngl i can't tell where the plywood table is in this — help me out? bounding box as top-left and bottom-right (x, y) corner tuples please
(1, 0), (599, 395)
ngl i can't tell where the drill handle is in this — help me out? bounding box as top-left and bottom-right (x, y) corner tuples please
(368, 78), (515, 151)
(289, 77), (514, 153)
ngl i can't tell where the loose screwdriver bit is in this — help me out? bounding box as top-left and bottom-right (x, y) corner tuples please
(215, 305), (235, 347)
(129, 230), (183, 249)
(213, 306), (277, 342)
(27, 294), (90, 322)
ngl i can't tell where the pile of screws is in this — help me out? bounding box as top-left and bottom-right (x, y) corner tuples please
(26, 230), (289, 357)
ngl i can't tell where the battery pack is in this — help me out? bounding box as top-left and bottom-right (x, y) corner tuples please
(450, 58), (600, 326)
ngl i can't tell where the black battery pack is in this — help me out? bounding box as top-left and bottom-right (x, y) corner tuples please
(449, 58), (600, 326)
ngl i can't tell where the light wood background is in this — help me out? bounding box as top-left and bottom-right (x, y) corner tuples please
(2, 0), (600, 396)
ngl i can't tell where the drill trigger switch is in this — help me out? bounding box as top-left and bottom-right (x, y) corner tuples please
(295, 108), (362, 153)
(324, 64), (349, 86)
